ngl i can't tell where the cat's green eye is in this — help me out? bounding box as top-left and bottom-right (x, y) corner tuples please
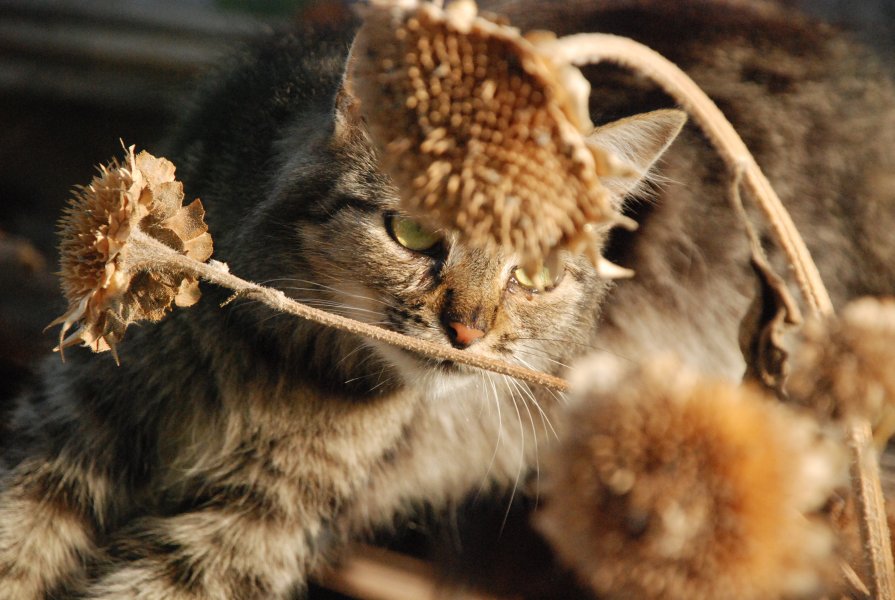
(388, 215), (442, 253)
(513, 265), (561, 291)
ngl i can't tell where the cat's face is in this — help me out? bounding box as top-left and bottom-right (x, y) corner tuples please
(245, 103), (683, 392)
(290, 146), (607, 387)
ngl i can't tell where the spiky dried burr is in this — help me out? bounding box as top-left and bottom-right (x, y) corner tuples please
(536, 354), (844, 600)
(788, 296), (895, 429)
(350, 0), (633, 279)
(51, 145), (213, 360)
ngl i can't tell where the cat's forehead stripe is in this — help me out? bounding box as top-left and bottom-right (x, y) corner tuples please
(301, 193), (383, 225)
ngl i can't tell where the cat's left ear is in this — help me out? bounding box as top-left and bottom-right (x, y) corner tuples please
(332, 72), (363, 143)
(587, 109), (687, 200)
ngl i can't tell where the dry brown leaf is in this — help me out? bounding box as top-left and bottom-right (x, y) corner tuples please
(738, 253), (803, 399)
(730, 169), (802, 398)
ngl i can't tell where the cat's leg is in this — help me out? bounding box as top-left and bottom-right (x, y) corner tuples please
(0, 457), (108, 598)
(84, 506), (315, 600)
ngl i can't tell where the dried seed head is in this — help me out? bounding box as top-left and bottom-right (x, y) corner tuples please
(350, 0), (631, 277)
(788, 296), (895, 432)
(51, 145), (213, 360)
(537, 354), (844, 600)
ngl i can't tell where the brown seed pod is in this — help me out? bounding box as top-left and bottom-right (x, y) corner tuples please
(536, 355), (844, 600)
(50, 145), (213, 360)
(788, 296), (895, 433)
(350, 0), (631, 278)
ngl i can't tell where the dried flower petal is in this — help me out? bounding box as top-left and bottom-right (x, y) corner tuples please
(537, 354), (844, 600)
(50, 145), (213, 360)
(350, 0), (629, 276)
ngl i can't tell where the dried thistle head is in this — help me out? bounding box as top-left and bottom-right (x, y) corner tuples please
(350, 0), (683, 281)
(536, 355), (844, 600)
(50, 145), (213, 360)
(788, 297), (895, 434)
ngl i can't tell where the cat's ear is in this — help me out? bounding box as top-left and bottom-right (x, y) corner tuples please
(332, 76), (363, 143)
(333, 43), (365, 143)
(587, 109), (687, 200)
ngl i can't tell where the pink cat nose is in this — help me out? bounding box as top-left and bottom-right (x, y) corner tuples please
(448, 321), (486, 347)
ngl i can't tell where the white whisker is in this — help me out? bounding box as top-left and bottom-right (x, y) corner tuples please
(477, 373), (504, 500)
(274, 277), (392, 307)
(505, 375), (540, 507)
(509, 372), (557, 442)
(499, 374), (526, 533)
(335, 343), (370, 369)
(515, 355), (570, 409)
(369, 376), (395, 393)
(514, 335), (636, 363)
(511, 347), (572, 370)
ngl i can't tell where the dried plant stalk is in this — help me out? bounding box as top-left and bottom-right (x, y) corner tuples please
(788, 297), (895, 597)
(314, 545), (497, 600)
(149, 236), (570, 392)
(543, 32), (893, 595)
(849, 420), (895, 599)
(546, 33), (834, 317)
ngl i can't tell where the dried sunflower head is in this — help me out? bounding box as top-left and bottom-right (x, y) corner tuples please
(50, 145), (213, 361)
(350, 0), (663, 278)
(536, 354), (844, 600)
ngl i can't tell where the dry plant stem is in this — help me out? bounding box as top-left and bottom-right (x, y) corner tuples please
(127, 229), (569, 393)
(550, 33), (834, 318)
(843, 559), (873, 599)
(849, 419), (895, 600)
(550, 32), (895, 595)
(315, 545), (497, 600)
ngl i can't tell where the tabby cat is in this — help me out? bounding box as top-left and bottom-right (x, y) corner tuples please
(2, 0), (895, 598)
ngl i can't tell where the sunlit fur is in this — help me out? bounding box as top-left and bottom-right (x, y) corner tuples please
(3, 0), (895, 598)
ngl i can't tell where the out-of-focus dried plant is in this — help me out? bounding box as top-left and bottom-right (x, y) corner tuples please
(536, 354), (844, 600)
(50, 145), (213, 360)
(786, 296), (895, 597)
(788, 296), (895, 432)
(350, 0), (637, 282)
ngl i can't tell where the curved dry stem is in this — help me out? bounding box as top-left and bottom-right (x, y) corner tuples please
(849, 419), (895, 599)
(549, 33), (834, 318)
(127, 230), (569, 393)
(548, 31), (891, 595)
